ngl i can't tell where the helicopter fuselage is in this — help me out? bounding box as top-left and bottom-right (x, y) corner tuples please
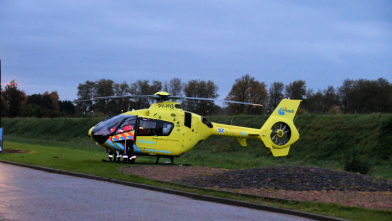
(89, 101), (261, 157)
(88, 99), (301, 158)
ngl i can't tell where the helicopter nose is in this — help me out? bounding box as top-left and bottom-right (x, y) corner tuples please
(88, 127), (94, 139)
(90, 126), (110, 144)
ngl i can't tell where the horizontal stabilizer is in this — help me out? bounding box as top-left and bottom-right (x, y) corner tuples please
(270, 146), (290, 157)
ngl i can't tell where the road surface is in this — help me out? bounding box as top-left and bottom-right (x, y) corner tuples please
(0, 163), (314, 221)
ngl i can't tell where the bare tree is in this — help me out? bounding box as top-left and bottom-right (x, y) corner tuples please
(183, 79), (219, 115)
(163, 81), (168, 92)
(338, 79), (354, 114)
(129, 80), (162, 109)
(113, 81), (130, 113)
(285, 80), (307, 100)
(130, 80), (151, 109)
(268, 82), (284, 111)
(76, 80), (96, 114)
(149, 80), (162, 94)
(168, 78), (183, 96)
(322, 86), (338, 113)
(225, 74), (267, 115)
(95, 79), (115, 113)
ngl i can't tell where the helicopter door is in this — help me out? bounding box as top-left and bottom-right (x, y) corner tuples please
(156, 122), (178, 154)
(136, 119), (157, 150)
(184, 112), (198, 132)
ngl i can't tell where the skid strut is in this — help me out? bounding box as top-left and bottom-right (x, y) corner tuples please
(156, 156), (174, 164)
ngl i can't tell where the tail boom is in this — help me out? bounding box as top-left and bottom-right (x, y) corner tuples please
(209, 99), (301, 157)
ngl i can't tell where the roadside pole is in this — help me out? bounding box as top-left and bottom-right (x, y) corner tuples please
(0, 128), (2, 153)
(0, 59), (2, 153)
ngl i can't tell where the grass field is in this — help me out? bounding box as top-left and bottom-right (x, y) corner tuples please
(1, 141), (391, 221)
(5, 114), (391, 177)
(1, 115), (392, 220)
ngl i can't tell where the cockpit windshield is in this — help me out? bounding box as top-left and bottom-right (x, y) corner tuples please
(93, 115), (134, 136)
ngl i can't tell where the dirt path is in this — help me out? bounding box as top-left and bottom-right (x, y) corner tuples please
(121, 165), (392, 211)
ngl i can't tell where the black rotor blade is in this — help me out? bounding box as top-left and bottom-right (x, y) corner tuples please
(174, 96), (262, 106)
(74, 95), (160, 102)
(73, 94), (262, 106)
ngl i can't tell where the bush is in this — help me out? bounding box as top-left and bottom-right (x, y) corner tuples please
(344, 149), (371, 174)
(377, 116), (392, 160)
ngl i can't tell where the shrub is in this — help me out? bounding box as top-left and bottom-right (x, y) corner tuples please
(344, 149), (371, 174)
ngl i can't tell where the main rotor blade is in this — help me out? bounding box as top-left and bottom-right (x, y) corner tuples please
(74, 94), (263, 106)
(175, 96), (263, 106)
(74, 95), (160, 102)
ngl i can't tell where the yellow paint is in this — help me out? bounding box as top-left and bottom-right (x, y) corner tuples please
(89, 98), (301, 157)
(154, 91), (170, 96)
(236, 137), (247, 147)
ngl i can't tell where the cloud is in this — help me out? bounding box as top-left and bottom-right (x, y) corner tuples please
(0, 0), (391, 101)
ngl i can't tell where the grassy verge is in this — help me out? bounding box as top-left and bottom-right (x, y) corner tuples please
(1, 141), (391, 221)
(2, 114), (392, 179)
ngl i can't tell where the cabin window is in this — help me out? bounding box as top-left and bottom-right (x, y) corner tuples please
(201, 117), (213, 128)
(138, 119), (157, 136)
(161, 123), (174, 135)
(137, 119), (174, 136)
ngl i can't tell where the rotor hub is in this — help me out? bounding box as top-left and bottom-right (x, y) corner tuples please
(270, 122), (292, 146)
(276, 129), (284, 137)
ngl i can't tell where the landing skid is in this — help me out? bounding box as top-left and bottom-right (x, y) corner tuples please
(102, 159), (190, 166)
(101, 159), (135, 164)
(155, 156), (174, 164)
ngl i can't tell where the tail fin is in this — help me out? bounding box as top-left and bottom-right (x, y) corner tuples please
(259, 99), (301, 157)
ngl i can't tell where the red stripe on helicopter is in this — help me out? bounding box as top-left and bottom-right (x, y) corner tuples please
(111, 132), (135, 142)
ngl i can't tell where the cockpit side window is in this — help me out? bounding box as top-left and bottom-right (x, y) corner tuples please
(93, 115), (130, 136)
(201, 117), (213, 128)
(116, 117), (136, 134)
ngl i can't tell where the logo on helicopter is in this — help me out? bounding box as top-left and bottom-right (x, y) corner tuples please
(218, 127), (225, 134)
(278, 107), (294, 115)
(158, 104), (175, 110)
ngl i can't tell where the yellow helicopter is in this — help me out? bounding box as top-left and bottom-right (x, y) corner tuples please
(78, 92), (301, 164)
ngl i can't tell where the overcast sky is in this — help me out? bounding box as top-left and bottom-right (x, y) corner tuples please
(1, 0), (391, 102)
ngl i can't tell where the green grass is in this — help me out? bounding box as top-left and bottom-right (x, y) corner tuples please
(2, 114), (392, 178)
(1, 141), (391, 221)
(1, 115), (392, 219)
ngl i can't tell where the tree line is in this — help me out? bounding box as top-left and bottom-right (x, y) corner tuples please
(75, 75), (392, 116)
(2, 76), (392, 118)
(76, 78), (219, 116)
(1, 80), (75, 118)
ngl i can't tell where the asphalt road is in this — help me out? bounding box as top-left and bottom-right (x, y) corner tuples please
(0, 163), (314, 221)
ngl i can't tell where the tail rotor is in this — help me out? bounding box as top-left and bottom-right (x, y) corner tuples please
(259, 99), (301, 157)
(270, 122), (291, 146)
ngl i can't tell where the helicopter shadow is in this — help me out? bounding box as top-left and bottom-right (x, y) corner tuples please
(101, 159), (191, 166)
